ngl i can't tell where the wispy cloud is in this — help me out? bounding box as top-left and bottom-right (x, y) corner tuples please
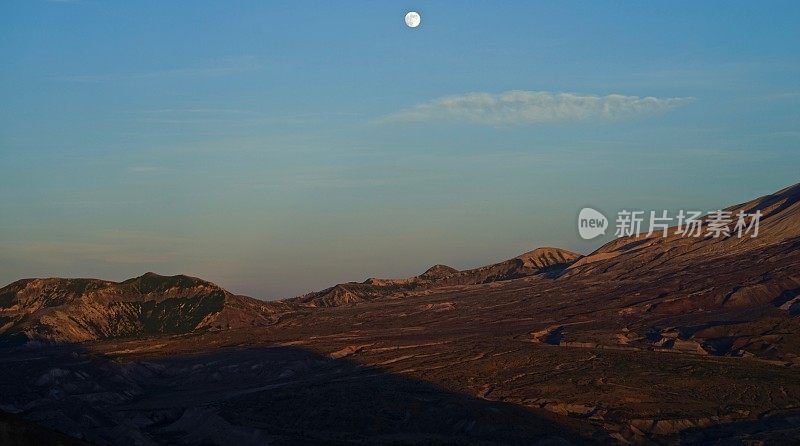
(381, 90), (693, 125)
(57, 56), (260, 82)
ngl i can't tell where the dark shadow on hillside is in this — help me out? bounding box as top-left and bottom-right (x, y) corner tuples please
(0, 409), (89, 446)
(678, 410), (800, 445)
(0, 342), (605, 445)
(541, 263), (572, 279)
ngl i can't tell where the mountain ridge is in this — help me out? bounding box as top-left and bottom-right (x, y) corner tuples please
(0, 272), (283, 343)
(0, 246), (583, 341)
(291, 246), (580, 307)
(1, 182), (800, 444)
(2, 182), (798, 345)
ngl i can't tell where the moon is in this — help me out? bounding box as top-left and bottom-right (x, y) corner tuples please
(404, 11), (421, 28)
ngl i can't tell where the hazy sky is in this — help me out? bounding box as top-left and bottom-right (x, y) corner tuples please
(1, 1), (799, 299)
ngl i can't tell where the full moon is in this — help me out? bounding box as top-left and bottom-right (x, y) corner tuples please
(404, 11), (421, 28)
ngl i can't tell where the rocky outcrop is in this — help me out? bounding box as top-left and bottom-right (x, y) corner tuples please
(293, 247), (580, 307)
(0, 273), (286, 344)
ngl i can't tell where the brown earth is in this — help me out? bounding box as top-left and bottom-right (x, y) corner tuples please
(1, 182), (799, 445)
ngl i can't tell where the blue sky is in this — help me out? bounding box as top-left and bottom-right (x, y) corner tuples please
(1, 1), (799, 298)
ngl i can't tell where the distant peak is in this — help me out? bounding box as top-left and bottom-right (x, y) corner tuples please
(128, 272), (195, 281)
(419, 264), (459, 279)
(121, 272), (217, 293)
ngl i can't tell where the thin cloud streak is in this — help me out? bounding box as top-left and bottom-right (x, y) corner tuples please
(381, 90), (693, 125)
(56, 56), (261, 83)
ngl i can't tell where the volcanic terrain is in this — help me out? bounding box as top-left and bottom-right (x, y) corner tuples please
(1, 183), (799, 445)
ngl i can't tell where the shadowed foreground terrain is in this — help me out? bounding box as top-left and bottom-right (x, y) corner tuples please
(1, 183), (799, 445)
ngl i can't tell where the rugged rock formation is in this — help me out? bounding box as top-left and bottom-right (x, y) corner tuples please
(1, 183), (799, 444)
(293, 247), (580, 307)
(0, 273), (286, 343)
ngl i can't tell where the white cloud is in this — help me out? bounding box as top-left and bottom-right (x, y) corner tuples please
(382, 90), (693, 125)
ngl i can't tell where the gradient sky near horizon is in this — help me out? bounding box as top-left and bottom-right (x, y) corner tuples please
(1, 1), (799, 299)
